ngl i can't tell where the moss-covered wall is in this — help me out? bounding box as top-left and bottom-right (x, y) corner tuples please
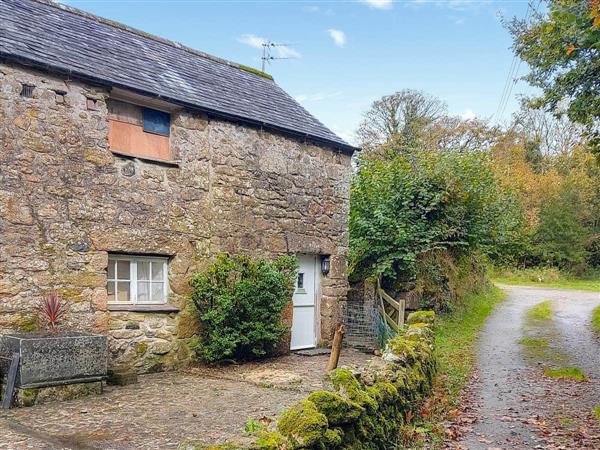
(180, 311), (436, 450)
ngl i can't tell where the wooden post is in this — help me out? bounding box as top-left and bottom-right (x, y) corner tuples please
(2, 353), (19, 410)
(326, 323), (345, 372)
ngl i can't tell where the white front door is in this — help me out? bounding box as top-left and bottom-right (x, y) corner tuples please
(291, 254), (318, 350)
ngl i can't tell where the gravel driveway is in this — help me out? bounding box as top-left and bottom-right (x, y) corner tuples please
(454, 285), (600, 450)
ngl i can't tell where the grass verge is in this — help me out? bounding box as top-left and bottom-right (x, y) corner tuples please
(592, 306), (600, 335)
(518, 337), (548, 348)
(491, 267), (600, 292)
(494, 277), (600, 292)
(526, 301), (553, 321)
(433, 286), (506, 402)
(401, 286), (505, 448)
(544, 367), (588, 382)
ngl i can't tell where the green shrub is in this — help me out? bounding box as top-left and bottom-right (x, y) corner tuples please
(412, 250), (490, 311)
(349, 150), (524, 283)
(190, 254), (297, 362)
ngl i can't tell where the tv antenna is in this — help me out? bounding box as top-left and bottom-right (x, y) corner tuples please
(261, 40), (295, 72)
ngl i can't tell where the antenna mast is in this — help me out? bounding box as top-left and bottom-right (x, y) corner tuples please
(261, 40), (293, 72)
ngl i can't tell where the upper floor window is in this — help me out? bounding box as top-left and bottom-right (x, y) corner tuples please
(107, 255), (169, 304)
(108, 99), (171, 161)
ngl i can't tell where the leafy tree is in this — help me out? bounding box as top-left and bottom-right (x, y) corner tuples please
(356, 89), (447, 151)
(510, 0), (600, 155)
(357, 90), (500, 155)
(491, 128), (600, 271)
(349, 151), (525, 281)
(534, 182), (589, 269)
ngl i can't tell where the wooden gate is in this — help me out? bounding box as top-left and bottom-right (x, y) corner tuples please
(376, 278), (405, 333)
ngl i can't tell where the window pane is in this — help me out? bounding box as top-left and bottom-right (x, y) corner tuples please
(108, 260), (115, 279)
(107, 281), (116, 302)
(138, 261), (150, 281)
(152, 262), (164, 281)
(117, 281), (130, 302)
(151, 282), (165, 303)
(137, 281), (150, 303)
(143, 108), (170, 136)
(117, 260), (130, 280)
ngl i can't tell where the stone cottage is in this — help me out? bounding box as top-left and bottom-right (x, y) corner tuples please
(0, 0), (356, 372)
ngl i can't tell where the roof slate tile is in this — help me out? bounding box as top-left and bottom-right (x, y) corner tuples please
(0, 0), (356, 152)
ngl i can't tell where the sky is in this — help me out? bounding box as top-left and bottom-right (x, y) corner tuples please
(62, 0), (537, 144)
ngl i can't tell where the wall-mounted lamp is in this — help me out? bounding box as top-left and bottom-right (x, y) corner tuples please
(321, 255), (331, 276)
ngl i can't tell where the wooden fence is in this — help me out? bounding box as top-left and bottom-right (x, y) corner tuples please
(376, 278), (405, 333)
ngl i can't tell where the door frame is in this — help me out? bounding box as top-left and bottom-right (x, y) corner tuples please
(290, 254), (321, 350)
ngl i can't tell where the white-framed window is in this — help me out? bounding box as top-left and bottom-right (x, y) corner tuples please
(107, 254), (169, 304)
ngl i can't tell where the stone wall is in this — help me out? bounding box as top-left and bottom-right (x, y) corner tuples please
(0, 62), (352, 371)
(180, 311), (437, 450)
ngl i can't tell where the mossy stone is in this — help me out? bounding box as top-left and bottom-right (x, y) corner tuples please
(329, 368), (378, 414)
(15, 314), (38, 332)
(406, 310), (435, 325)
(307, 390), (364, 426)
(277, 399), (329, 448)
(254, 431), (287, 449)
(134, 342), (148, 356)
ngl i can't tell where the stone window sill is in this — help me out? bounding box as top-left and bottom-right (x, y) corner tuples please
(107, 304), (180, 313)
(111, 150), (180, 167)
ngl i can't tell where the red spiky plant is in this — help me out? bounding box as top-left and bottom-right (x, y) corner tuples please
(36, 291), (69, 335)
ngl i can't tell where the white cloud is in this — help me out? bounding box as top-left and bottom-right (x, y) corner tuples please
(237, 34), (301, 59)
(294, 92), (343, 103)
(461, 109), (476, 120)
(361, 0), (393, 10)
(276, 45), (301, 59)
(237, 34), (265, 49)
(327, 29), (346, 47)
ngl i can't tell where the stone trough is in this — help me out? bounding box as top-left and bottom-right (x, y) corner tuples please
(0, 332), (107, 389)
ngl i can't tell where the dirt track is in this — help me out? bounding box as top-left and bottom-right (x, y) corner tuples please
(453, 285), (600, 450)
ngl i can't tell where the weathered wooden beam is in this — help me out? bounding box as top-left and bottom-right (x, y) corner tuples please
(326, 323), (346, 372)
(379, 306), (399, 332)
(398, 299), (406, 326)
(2, 353), (19, 409)
(377, 287), (401, 311)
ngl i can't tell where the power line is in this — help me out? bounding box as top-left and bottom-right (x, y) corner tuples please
(494, 0), (540, 123)
(497, 0), (543, 122)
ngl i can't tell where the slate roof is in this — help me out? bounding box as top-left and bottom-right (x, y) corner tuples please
(0, 0), (356, 153)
